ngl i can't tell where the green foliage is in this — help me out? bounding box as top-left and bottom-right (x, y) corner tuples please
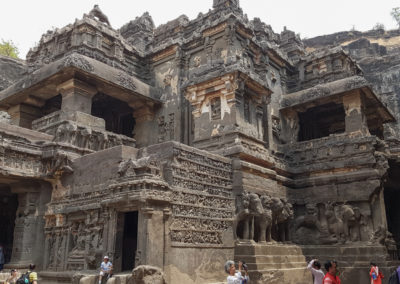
(0, 39), (19, 59)
(392, 7), (400, 28)
(373, 22), (385, 30)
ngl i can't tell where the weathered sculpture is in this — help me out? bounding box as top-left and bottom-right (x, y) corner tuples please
(88, 5), (111, 26)
(132, 265), (166, 284)
(254, 194), (273, 243)
(233, 193), (251, 240)
(0, 1), (399, 283)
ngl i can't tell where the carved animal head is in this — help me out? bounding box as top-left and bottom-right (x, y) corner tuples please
(260, 195), (272, 209)
(248, 193), (263, 214)
(0, 111), (11, 123)
(242, 194), (250, 209)
(270, 197), (284, 213)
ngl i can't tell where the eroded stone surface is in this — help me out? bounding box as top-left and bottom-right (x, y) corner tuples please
(0, 1), (399, 284)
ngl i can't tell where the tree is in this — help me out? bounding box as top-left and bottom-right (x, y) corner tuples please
(392, 7), (400, 28)
(0, 39), (19, 59)
(373, 22), (385, 30)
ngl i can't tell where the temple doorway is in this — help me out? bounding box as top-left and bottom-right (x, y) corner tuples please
(115, 211), (138, 272)
(0, 187), (18, 264)
(383, 160), (400, 259)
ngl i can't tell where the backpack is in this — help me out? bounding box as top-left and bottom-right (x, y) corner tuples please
(388, 270), (399, 284)
(16, 272), (31, 284)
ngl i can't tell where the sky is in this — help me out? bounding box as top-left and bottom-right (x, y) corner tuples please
(0, 0), (399, 59)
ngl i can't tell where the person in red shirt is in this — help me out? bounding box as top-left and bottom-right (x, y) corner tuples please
(370, 262), (384, 284)
(323, 260), (341, 284)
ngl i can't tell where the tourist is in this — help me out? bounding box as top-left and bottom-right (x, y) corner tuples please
(28, 264), (38, 284)
(388, 267), (399, 284)
(6, 269), (18, 284)
(99, 256), (113, 284)
(323, 260), (341, 284)
(370, 262), (384, 284)
(307, 259), (324, 284)
(224, 260), (249, 284)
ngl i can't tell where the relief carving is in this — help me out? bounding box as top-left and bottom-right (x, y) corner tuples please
(57, 54), (94, 72)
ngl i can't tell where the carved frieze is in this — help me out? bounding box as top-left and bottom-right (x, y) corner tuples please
(116, 72), (137, 91)
(57, 54), (94, 72)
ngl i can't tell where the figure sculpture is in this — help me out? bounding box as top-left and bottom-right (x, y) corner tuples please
(254, 194), (273, 242)
(88, 5), (111, 26)
(270, 197), (284, 241)
(233, 193), (251, 240)
(278, 199), (294, 242)
(248, 193), (264, 241)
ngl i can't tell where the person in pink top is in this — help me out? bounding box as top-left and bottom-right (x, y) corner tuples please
(307, 259), (325, 284)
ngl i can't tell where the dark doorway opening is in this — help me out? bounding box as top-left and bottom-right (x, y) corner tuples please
(384, 160), (400, 259)
(0, 187), (18, 264)
(91, 93), (135, 137)
(122, 211), (138, 271)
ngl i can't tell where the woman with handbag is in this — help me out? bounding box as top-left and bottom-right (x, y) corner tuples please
(370, 262), (384, 284)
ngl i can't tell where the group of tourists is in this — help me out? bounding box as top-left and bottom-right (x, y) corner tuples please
(308, 259), (389, 284)
(3, 264), (37, 284)
(0, 257), (112, 284)
(224, 258), (400, 284)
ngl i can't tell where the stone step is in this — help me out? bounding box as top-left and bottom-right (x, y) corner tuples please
(300, 244), (388, 256)
(235, 254), (306, 263)
(234, 243), (304, 256)
(244, 261), (307, 270)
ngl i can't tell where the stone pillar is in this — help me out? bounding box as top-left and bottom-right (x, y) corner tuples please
(343, 90), (370, 135)
(141, 207), (164, 268)
(57, 79), (97, 115)
(130, 101), (156, 148)
(8, 104), (42, 129)
(8, 182), (51, 269)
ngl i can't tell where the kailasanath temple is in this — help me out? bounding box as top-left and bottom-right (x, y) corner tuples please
(1, 0), (400, 283)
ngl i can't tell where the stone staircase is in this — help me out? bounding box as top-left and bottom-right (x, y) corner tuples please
(301, 244), (400, 282)
(234, 243), (311, 284)
(234, 242), (400, 284)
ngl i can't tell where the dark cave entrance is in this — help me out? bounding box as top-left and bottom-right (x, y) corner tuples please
(384, 160), (400, 260)
(298, 102), (345, 141)
(0, 187), (18, 264)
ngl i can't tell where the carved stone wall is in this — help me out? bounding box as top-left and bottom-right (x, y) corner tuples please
(170, 146), (234, 247)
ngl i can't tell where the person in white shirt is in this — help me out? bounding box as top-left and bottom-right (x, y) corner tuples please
(99, 256), (113, 284)
(224, 260), (249, 284)
(307, 259), (325, 284)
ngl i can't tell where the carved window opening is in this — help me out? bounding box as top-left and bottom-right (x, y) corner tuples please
(210, 97), (221, 120)
(298, 102), (345, 141)
(115, 211), (138, 272)
(244, 95), (251, 123)
(0, 187), (18, 264)
(91, 93), (135, 137)
(384, 161), (400, 260)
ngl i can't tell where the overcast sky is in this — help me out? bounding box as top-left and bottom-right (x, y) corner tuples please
(1, 0), (399, 59)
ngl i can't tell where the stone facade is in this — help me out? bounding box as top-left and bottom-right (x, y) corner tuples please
(0, 1), (399, 283)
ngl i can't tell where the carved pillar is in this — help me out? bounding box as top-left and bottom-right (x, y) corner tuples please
(343, 90), (370, 135)
(57, 79), (97, 115)
(141, 207), (164, 268)
(8, 182), (51, 269)
(8, 103), (42, 129)
(130, 101), (157, 148)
